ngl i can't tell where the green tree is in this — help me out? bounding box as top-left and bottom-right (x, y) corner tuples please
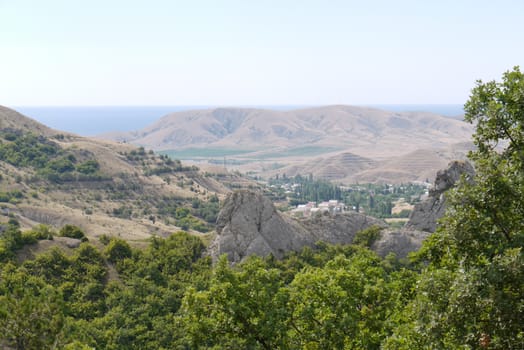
(387, 67), (524, 349)
(179, 256), (290, 349)
(76, 159), (100, 174)
(288, 249), (398, 349)
(105, 238), (132, 264)
(59, 224), (86, 240)
(0, 266), (65, 350)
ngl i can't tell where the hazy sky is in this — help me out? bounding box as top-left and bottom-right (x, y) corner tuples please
(1, 0), (523, 106)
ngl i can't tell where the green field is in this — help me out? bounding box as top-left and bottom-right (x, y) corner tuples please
(159, 148), (256, 159)
(160, 146), (340, 161)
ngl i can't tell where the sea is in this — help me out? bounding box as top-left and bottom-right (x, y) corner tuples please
(12, 104), (464, 137)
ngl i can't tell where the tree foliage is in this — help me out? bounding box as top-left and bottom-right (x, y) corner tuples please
(388, 66), (524, 349)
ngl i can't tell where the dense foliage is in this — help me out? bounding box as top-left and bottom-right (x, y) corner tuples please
(386, 66), (524, 349)
(0, 131), (104, 183)
(0, 221), (417, 349)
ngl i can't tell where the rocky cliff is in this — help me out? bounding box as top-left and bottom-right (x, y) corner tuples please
(370, 160), (476, 258)
(210, 191), (312, 262)
(210, 161), (476, 262)
(209, 190), (386, 262)
(405, 160), (475, 232)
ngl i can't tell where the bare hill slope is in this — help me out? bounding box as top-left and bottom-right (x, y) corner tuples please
(101, 105), (474, 183)
(103, 105), (473, 158)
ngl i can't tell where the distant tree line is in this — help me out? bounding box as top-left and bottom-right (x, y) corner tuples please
(268, 174), (426, 218)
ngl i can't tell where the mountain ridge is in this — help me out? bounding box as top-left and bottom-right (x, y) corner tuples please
(101, 105), (473, 155)
(97, 105), (474, 183)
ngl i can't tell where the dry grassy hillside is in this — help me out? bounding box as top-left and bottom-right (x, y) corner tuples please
(104, 105), (472, 154)
(101, 105), (474, 183)
(0, 106), (257, 246)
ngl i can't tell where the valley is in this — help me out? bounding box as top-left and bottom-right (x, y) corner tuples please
(3, 1), (522, 347)
(1, 78), (523, 349)
(101, 105), (474, 183)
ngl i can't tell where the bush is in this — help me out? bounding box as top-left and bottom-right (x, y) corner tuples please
(22, 224), (55, 242)
(98, 234), (111, 245)
(353, 225), (383, 247)
(0, 190), (24, 203)
(59, 224), (87, 241)
(76, 160), (100, 174)
(105, 238), (132, 264)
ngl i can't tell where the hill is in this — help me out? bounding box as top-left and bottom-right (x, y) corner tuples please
(105, 105), (472, 154)
(349, 142), (475, 183)
(100, 105), (474, 183)
(0, 106), (256, 243)
(263, 152), (377, 181)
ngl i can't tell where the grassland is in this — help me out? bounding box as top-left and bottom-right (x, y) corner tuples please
(158, 148), (256, 159)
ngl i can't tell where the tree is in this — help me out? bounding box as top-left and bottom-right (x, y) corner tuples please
(348, 191), (362, 212)
(76, 159), (100, 174)
(104, 238), (132, 264)
(387, 67), (524, 349)
(179, 256), (291, 349)
(0, 266), (65, 350)
(59, 224), (86, 240)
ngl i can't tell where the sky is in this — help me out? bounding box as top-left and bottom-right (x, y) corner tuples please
(1, 0), (523, 106)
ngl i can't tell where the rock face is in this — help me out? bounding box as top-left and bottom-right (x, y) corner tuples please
(299, 211), (386, 245)
(211, 161), (475, 263)
(211, 191), (312, 262)
(371, 229), (429, 258)
(370, 160), (475, 259)
(210, 190), (385, 262)
(405, 160), (475, 233)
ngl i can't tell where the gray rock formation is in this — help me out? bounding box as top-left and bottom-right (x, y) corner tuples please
(210, 190), (385, 262)
(211, 161), (475, 263)
(57, 236), (83, 248)
(371, 229), (429, 258)
(405, 160), (474, 233)
(300, 211), (386, 244)
(211, 190), (312, 262)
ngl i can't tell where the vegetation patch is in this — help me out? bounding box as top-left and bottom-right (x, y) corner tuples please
(0, 131), (106, 184)
(267, 174), (425, 219)
(159, 147), (256, 159)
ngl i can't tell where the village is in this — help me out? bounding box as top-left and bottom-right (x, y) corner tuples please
(290, 199), (345, 217)
(267, 177), (430, 220)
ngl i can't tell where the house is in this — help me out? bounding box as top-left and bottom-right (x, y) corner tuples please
(291, 200), (344, 217)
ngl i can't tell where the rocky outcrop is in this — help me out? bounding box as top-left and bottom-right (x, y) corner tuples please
(369, 160), (475, 259)
(210, 161), (475, 263)
(405, 160), (474, 233)
(372, 229), (429, 258)
(300, 211), (386, 245)
(210, 190), (387, 262)
(210, 191), (313, 262)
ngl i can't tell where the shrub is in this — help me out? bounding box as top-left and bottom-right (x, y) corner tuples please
(22, 224), (55, 242)
(76, 159), (100, 174)
(98, 234), (111, 245)
(105, 238), (132, 264)
(353, 225), (383, 247)
(59, 224), (87, 241)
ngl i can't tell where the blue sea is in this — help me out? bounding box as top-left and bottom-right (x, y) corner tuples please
(12, 104), (464, 136)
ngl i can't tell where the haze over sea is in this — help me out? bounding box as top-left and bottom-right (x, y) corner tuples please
(14, 104), (465, 136)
